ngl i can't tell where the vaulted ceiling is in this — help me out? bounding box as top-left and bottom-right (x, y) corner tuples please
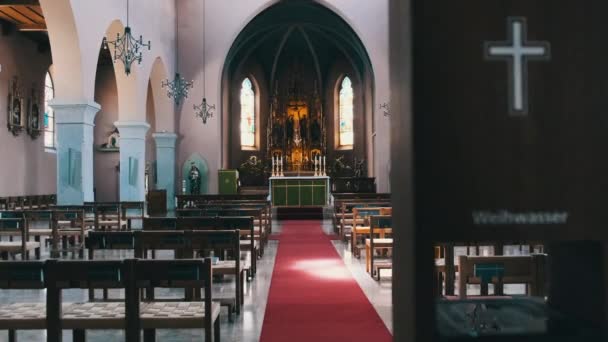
(225, 1), (373, 90)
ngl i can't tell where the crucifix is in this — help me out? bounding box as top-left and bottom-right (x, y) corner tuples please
(485, 17), (550, 116)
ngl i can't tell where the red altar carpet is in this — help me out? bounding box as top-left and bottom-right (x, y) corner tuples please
(260, 220), (392, 341)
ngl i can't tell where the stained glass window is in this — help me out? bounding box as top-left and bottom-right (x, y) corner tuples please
(44, 71), (55, 149)
(339, 76), (354, 146)
(240, 78), (255, 148)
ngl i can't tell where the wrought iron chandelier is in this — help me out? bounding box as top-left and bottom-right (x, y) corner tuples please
(162, 1), (193, 105)
(103, 0), (150, 75)
(194, 0), (215, 124)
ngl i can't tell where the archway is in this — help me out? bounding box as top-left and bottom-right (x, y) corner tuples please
(221, 1), (375, 186)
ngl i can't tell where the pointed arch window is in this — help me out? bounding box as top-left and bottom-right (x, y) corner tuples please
(339, 76), (354, 147)
(44, 71), (55, 149)
(240, 78), (256, 148)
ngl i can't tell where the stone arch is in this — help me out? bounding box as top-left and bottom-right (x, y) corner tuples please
(182, 153), (210, 195)
(103, 20), (140, 121)
(221, 1), (375, 174)
(148, 57), (174, 132)
(39, 0), (86, 100)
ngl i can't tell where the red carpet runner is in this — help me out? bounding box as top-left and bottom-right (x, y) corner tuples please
(260, 220), (392, 341)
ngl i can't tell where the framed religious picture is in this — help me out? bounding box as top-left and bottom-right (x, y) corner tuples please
(6, 76), (24, 136)
(26, 87), (42, 139)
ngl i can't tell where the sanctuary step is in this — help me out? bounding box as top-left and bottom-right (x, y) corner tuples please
(238, 186), (269, 196)
(276, 207), (323, 220)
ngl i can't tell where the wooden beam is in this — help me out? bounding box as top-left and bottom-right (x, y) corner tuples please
(17, 22), (44, 31)
(17, 22), (45, 31)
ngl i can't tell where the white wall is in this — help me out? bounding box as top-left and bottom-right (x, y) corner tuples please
(176, 0), (391, 193)
(0, 31), (55, 196)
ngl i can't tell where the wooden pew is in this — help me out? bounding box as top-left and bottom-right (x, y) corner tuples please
(134, 230), (187, 260)
(133, 258), (220, 342)
(458, 254), (548, 299)
(143, 217), (177, 231)
(0, 216), (40, 260)
(350, 207), (392, 257)
(0, 260), (47, 341)
(187, 230), (244, 318)
(51, 210), (87, 258)
(45, 259), (129, 342)
(120, 201), (145, 230)
(367, 215), (393, 280)
(90, 202), (121, 231)
(178, 208), (267, 255)
(177, 216), (257, 278)
(177, 194), (268, 209)
(336, 201), (391, 240)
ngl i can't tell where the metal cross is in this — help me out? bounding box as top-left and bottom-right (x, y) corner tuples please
(485, 17), (550, 116)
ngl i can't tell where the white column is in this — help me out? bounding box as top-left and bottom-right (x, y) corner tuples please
(152, 132), (177, 211)
(115, 121), (150, 202)
(51, 100), (100, 205)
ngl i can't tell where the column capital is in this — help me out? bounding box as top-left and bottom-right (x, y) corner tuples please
(114, 121), (150, 140)
(152, 132), (178, 148)
(50, 99), (101, 126)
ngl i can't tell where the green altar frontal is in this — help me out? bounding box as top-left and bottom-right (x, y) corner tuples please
(269, 176), (330, 207)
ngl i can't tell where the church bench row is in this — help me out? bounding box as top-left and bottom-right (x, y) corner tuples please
(0, 258), (220, 342)
(350, 207), (392, 257)
(176, 200), (272, 233)
(142, 216), (258, 277)
(86, 229), (246, 320)
(436, 242), (546, 296)
(176, 194), (269, 210)
(335, 201), (392, 240)
(457, 254), (548, 298)
(0, 210), (88, 260)
(0, 195), (56, 211)
(367, 215), (393, 281)
(176, 208), (269, 254)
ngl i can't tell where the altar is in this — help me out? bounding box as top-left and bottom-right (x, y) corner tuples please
(269, 176), (330, 207)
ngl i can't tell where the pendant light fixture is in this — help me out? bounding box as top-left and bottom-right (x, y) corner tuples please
(194, 0), (215, 124)
(103, 0), (151, 76)
(162, 0), (193, 105)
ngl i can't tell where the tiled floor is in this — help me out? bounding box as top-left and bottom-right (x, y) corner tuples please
(0, 219), (394, 341)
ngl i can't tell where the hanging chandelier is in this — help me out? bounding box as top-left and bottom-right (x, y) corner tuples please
(162, 1), (193, 105)
(194, 0), (215, 124)
(103, 0), (150, 75)
(163, 73), (193, 105)
(194, 98), (215, 124)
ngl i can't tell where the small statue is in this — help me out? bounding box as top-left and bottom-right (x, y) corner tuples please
(100, 127), (120, 149)
(189, 162), (201, 195)
(286, 116), (294, 142)
(272, 120), (284, 147)
(354, 158), (366, 178)
(299, 116), (308, 143)
(311, 118), (321, 144)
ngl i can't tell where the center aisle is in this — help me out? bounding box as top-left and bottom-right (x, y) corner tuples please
(260, 220), (392, 341)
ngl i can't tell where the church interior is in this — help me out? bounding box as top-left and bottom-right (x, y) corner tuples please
(0, 0), (606, 341)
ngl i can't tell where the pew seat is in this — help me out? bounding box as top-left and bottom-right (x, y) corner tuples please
(0, 302), (46, 329)
(0, 241), (40, 258)
(140, 301), (221, 329)
(62, 302), (126, 329)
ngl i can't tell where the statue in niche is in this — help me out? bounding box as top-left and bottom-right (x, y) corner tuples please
(189, 162), (201, 195)
(299, 116), (308, 144)
(272, 119), (284, 147)
(286, 116), (294, 142)
(100, 127), (120, 149)
(354, 158), (366, 178)
(311, 118), (321, 144)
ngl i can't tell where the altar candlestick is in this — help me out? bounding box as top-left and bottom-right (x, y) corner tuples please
(323, 156), (326, 176)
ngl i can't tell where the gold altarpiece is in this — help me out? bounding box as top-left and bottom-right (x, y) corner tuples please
(267, 71), (326, 173)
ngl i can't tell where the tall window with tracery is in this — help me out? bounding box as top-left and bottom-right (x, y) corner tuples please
(44, 71), (55, 149)
(240, 78), (256, 148)
(339, 76), (354, 147)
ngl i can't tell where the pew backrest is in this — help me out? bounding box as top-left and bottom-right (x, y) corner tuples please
(0, 260), (45, 289)
(143, 217), (177, 230)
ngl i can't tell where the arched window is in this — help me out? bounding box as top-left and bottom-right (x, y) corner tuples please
(240, 78), (256, 148)
(338, 76), (354, 147)
(44, 71), (55, 149)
